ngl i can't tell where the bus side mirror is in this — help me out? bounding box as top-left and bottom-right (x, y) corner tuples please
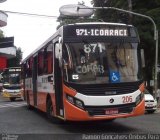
(0, 75), (3, 82)
(55, 43), (62, 67)
(63, 59), (69, 68)
(55, 43), (60, 59)
(1, 78), (3, 83)
(55, 37), (62, 59)
(141, 49), (145, 68)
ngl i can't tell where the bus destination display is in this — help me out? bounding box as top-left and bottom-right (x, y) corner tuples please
(76, 28), (128, 37)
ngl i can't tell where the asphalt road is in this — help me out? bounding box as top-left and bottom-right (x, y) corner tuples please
(0, 95), (160, 140)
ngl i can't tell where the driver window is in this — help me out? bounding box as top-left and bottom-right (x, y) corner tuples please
(63, 45), (69, 65)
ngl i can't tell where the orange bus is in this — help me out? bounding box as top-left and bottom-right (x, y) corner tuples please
(21, 22), (145, 122)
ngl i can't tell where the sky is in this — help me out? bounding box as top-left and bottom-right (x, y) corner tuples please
(0, 0), (92, 59)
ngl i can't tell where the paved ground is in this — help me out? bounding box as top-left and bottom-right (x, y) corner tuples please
(0, 95), (160, 140)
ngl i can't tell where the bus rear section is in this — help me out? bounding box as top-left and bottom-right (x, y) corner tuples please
(1, 67), (23, 101)
(22, 22), (145, 122)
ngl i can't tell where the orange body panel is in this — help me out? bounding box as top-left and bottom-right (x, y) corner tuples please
(36, 92), (55, 113)
(28, 90), (34, 106)
(27, 90), (56, 114)
(64, 99), (145, 121)
(26, 83), (145, 121)
(139, 83), (145, 92)
(63, 84), (76, 96)
(36, 92), (47, 112)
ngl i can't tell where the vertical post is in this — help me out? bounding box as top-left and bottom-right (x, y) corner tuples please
(79, 6), (159, 98)
(155, 30), (159, 98)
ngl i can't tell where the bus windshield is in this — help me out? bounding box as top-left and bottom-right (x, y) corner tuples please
(5, 74), (20, 84)
(63, 42), (141, 84)
(2, 69), (21, 85)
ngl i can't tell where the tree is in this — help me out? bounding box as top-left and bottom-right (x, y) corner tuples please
(7, 47), (23, 67)
(92, 0), (160, 90)
(57, 2), (95, 29)
(57, 17), (96, 29)
(0, 30), (4, 38)
(0, 30), (23, 67)
(127, 0), (133, 23)
(131, 0), (160, 90)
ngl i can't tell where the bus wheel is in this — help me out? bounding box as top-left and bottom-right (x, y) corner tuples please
(26, 93), (32, 110)
(47, 99), (54, 120)
(105, 118), (116, 122)
(10, 97), (16, 101)
(46, 99), (61, 123)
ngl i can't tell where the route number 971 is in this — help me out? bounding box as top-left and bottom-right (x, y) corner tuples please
(122, 96), (133, 103)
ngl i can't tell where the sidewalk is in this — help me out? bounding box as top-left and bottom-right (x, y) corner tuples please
(156, 104), (160, 113)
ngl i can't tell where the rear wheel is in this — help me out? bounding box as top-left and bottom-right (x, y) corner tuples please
(26, 93), (32, 109)
(46, 98), (62, 123)
(10, 97), (16, 101)
(46, 99), (53, 120)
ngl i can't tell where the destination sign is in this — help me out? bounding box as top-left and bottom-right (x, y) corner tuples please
(63, 24), (138, 42)
(9, 69), (21, 72)
(76, 28), (128, 37)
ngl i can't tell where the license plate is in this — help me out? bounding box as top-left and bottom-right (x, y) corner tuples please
(105, 108), (119, 115)
(147, 104), (153, 107)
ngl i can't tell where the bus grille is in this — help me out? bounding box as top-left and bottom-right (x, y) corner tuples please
(66, 81), (142, 96)
(85, 103), (135, 116)
(3, 85), (21, 90)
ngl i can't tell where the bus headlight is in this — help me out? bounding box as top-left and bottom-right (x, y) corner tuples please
(66, 94), (84, 110)
(66, 95), (74, 104)
(2, 89), (6, 93)
(75, 99), (84, 109)
(136, 93), (144, 105)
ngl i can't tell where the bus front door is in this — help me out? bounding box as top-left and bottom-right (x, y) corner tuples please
(54, 42), (64, 118)
(32, 56), (38, 106)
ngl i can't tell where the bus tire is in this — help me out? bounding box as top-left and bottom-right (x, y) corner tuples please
(46, 99), (61, 123)
(26, 93), (32, 110)
(10, 97), (16, 102)
(27, 103), (33, 110)
(105, 118), (116, 122)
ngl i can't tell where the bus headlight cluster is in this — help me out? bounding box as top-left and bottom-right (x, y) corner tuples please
(66, 94), (84, 110)
(2, 89), (7, 93)
(136, 93), (144, 105)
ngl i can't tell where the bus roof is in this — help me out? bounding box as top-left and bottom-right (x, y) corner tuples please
(71, 22), (133, 27)
(22, 22), (134, 63)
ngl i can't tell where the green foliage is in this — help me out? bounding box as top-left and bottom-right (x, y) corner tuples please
(57, 17), (97, 30)
(0, 30), (22, 68)
(56, 1), (96, 29)
(0, 30), (4, 38)
(92, 0), (160, 88)
(8, 47), (23, 67)
(56, 0), (159, 88)
(92, 0), (132, 23)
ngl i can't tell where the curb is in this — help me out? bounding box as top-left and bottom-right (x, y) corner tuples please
(156, 106), (160, 113)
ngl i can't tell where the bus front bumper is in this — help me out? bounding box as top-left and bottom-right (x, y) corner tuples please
(2, 91), (22, 98)
(64, 99), (145, 121)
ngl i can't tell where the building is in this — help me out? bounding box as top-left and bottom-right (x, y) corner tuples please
(0, 0), (16, 71)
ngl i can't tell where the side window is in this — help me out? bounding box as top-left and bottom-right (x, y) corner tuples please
(63, 45), (69, 64)
(43, 43), (53, 74)
(44, 48), (48, 74)
(38, 49), (44, 75)
(55, 43), (60, 59)
(47, 43), (53, 74)
(22, 64), (26, 79)
(25, 58), (32, 78)
(29, 57), (33, 77)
